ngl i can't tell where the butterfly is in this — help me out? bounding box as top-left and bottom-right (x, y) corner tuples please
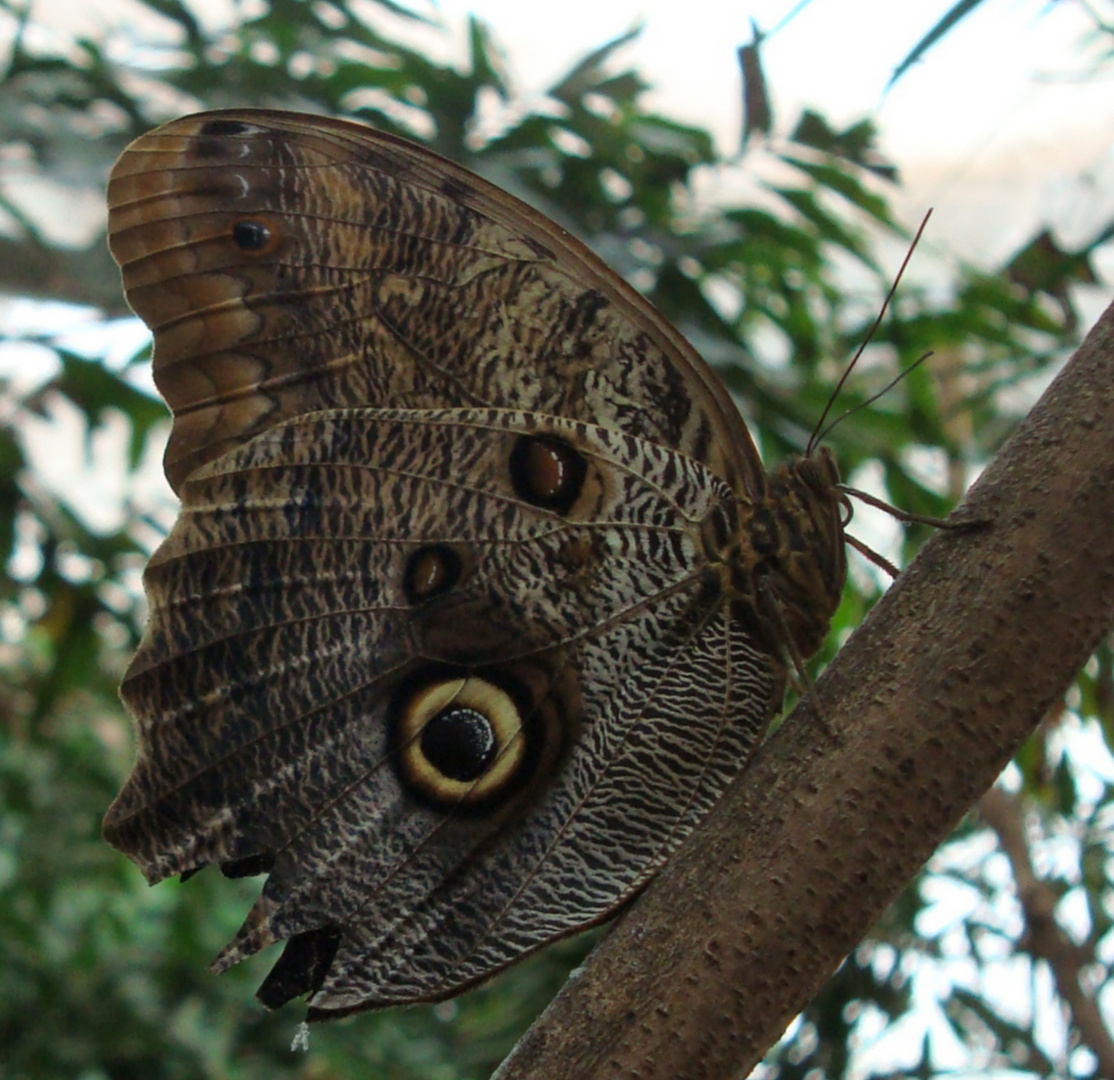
(102, 109), (850, 1019)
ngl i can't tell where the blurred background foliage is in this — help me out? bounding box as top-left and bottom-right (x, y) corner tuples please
(1, 0), (1113, 1077)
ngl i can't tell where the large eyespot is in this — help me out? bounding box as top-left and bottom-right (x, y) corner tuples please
(231, 219), (275, 252)
(403, 544), (463, 604)
(393, 677), (528, 806)
(509, 434), (586, 515)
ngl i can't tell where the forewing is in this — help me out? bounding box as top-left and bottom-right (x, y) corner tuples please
(106, 109), (762, 495)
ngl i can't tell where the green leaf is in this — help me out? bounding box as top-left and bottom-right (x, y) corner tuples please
(888, 0), (989, 89)
(49, 352), (166, 471)
(548, 25), (644, 105)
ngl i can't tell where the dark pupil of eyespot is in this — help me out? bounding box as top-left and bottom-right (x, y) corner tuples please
(421, 707), (495, 782)
(232, 220), (271, 251)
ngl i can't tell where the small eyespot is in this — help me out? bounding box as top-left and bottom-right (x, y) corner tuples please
(231, 219), (273, 252)
(199, 119), (251, 136)
(509, 434), (587, 515)
(393, 677), (527, 806)
(403, 544), (462, 604)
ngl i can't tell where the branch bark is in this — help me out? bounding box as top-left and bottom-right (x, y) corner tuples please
(494, 299), (1114, 1080)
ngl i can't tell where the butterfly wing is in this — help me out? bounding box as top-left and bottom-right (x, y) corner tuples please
(104, 109), (786, 1014)
(105, 408), (782, 1012)
(106, 109), (763, 496)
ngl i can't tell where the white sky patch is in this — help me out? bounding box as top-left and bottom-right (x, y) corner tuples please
(426, 0), (1114, 266)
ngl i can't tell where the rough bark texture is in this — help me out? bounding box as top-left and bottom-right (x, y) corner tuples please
(493, 300), (1114, 1080)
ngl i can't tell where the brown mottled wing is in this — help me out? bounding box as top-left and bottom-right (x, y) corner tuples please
(103, 107), (795, 1016)
(104, 408), (782, 1012)
(106, 109), (763, 496)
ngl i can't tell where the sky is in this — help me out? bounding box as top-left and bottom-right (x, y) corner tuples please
(419, 0), (1114, 269)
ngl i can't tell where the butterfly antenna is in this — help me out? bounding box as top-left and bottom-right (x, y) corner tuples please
(812, 349), (935, 449)
(806, 209), (933, 456)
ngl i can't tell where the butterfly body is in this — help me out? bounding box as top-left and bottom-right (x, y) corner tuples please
(104, 110), (847, 1015)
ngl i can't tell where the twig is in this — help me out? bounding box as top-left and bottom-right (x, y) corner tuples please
(979, 786), (1114, 1078)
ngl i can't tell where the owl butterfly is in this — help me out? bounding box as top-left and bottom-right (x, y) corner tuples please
(103, 109), (859, 1020)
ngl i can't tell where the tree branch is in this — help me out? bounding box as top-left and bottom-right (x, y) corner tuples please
(979, 785), (1114, 1076)
(0, 235), (128, 314)
(494, 299), (1114, 1080)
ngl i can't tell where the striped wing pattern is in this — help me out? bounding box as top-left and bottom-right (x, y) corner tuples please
(103, 110), (844, 1016)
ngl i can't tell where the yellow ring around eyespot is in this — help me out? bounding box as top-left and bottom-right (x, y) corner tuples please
(397, 677), (527, 803)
